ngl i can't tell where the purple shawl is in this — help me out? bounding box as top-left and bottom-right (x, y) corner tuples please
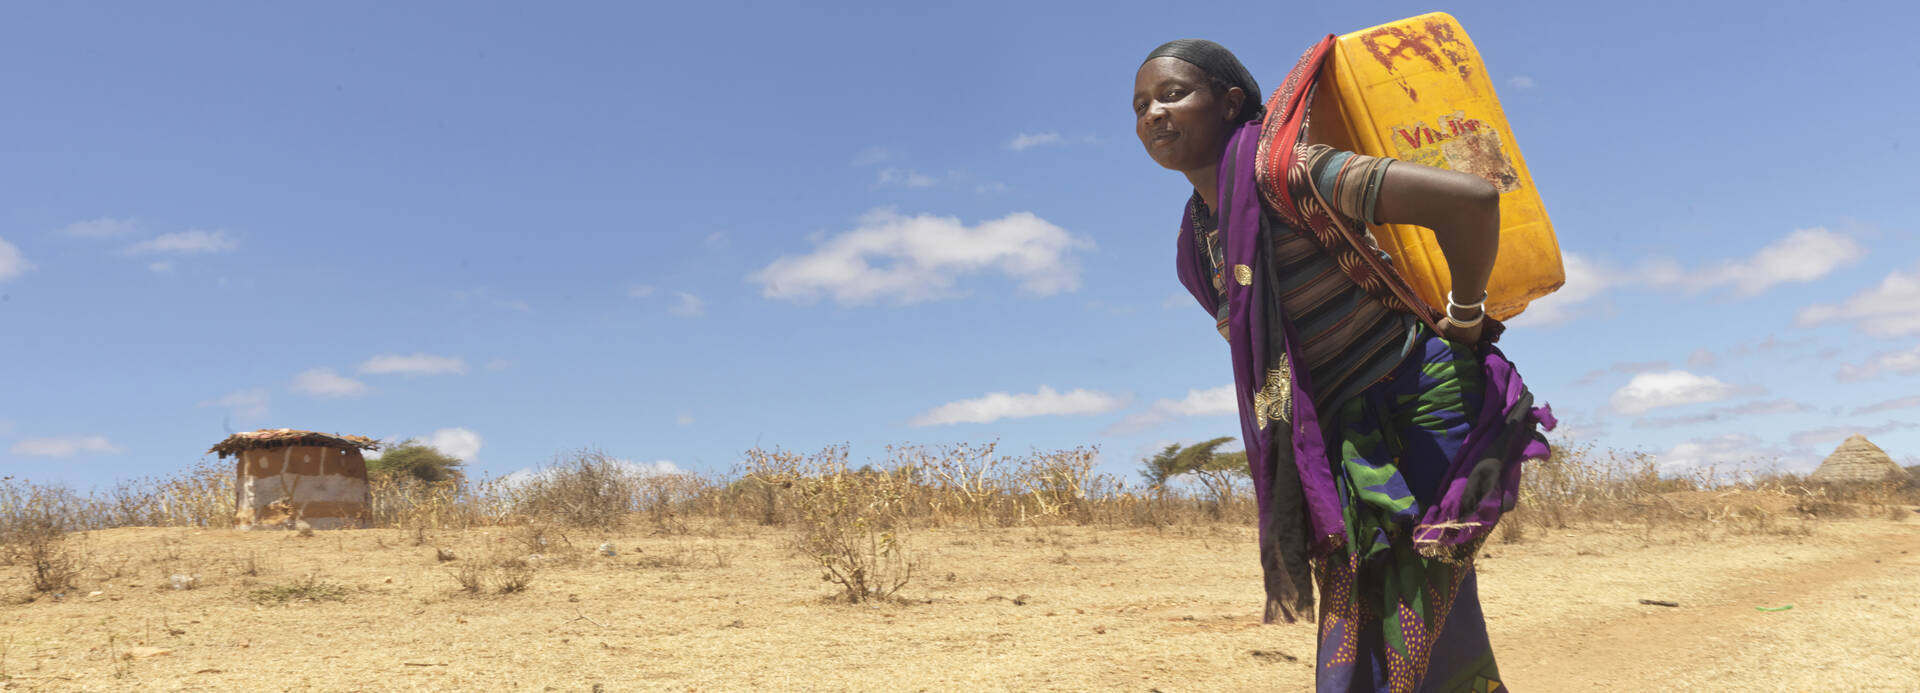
(1175, 122), (1556, 620)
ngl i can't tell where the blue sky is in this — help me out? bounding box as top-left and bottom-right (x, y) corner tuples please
(4, 1), (1917, 487)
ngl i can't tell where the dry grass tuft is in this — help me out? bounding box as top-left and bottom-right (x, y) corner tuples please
(248, 575), (347, 605)
(447, 550), (539, 595)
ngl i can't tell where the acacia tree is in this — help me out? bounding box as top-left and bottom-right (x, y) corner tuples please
(366, 440), (465, 483)
(1140, 437), (1250, 513)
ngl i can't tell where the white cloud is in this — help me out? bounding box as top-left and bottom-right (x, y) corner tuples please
(0, 236), (32, 282)
(1789, 421), (1917, 448)
(503, 458), (679, 486)
(621, 459), (681, 475)
(1542, 413), (1604, 446)
(1687, 349), (1718, 370)
(850, 147), (893, 166)
(669, 291), (705, 317)
(752, 208), (1092, 306)
(1105, 384), (1237, 435)
(57, 217), (139, 238)
(10, 435), (123, 458)
(1514, 229), (1861, 327)
(1729, 334), (1809, 355)
(122, 229), (237, 255)
(675, 414), (695, 427)
(147, 261), (174, 273)
(1507, 75), (1536, 89)
(1504, 251), (1610, 327)
(975, 181), (1010, 194)
(428, 427), (482, 462)
(289, 368), (370, 397)
(1854, 395), (1920, 416)
(484, 359), (511, 372)
(359, 353), (469, 376)
(874, 168), (937, 188)
(632, 285), (705, 317)
(453, 287), (532, 312)
(1797, 261), (1920, 338)
(1674, 227), (1862, 296)
(1008, 132), (1064, 151)
(1835, 345), (1920, 382)
(1634, 398), (1810, 429)
(198, 388), (270, 420)
(704, 232), (731, 249)
(1612, 360), (1669, 374)
(1608, 370), (1752, 415)
(1655, 433), (1789, 470)
(910, 386), (1127, 427)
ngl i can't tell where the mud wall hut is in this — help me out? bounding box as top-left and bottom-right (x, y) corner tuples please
(208, 429), (380, 530)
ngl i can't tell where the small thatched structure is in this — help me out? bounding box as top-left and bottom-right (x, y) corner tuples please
(209, 429), (381, 530)
(1809, 434), (1910, 484)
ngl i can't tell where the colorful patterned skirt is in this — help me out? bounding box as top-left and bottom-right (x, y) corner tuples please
(1314, 331), (1505, 693)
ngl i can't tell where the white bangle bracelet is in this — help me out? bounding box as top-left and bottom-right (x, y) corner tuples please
(1446, 289), (1486, 328)
(1447, 289), (1488, 311)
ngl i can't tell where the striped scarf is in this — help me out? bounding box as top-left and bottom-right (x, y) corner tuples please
(1253, 36), (1442, 333)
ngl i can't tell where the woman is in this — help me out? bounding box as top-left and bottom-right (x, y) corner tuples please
(1133, 38), (1553, 693)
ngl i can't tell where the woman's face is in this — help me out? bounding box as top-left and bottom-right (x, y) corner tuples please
(1133, 57), (1244, 173)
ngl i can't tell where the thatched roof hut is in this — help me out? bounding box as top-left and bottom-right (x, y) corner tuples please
(208, 429), (379, 459)
(209, 429), (381, 530)
(1809, 434), (1910, 484)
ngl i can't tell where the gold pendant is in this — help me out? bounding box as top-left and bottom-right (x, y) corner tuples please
(1252, 355), (1293, 430)
(1234, 264), (1253, 286)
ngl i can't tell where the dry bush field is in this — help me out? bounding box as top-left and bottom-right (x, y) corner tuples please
(3, 445), (1918, 691)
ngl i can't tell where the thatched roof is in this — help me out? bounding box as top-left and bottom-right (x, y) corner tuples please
(208, 429), (380, 459)
(1809, 434), (1910, 483)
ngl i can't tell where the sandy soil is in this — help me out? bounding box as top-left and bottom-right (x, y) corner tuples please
(2, 514), (1916, 692)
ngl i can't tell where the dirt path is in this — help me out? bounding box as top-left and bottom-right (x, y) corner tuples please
(1495, 521), (1920, 690)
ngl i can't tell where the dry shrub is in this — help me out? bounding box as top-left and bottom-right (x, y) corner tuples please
(369, 477), (469, 531)
(903, 442), (1007, 528)
(737, 448), (805, 526)
(148, 461), (236, 528)
(491, 557), (536, 593)
(92, 462), (234, 529)
(451, 560), (482, 593)
(1505, 438), (1918, 534)
(26, 531), (85, 594)
(512, 521), (577, 563)
(747, 445), (919, 603)
(1, 478), (88, 593)
(1019, 447), (1102, 524)
(5, 464), (230, 536)
(238, 550), (266, 577)
(634, 537), (732, 570)
(1788, 485), (1855, 519)
(447, 549), (538, 595)
(513, 450), (642, 530)
(1496, 514), (1527, 544)
(11, 441), (1273, 543)
(635, 473), (707, 535)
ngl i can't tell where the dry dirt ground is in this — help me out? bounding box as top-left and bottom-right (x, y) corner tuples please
(3, 513), (1917, 692)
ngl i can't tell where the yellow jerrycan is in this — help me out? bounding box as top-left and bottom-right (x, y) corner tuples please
(1307, 12), (1562, 321)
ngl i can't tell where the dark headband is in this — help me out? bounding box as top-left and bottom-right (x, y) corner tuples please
(1143, 39), (1264, 123)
